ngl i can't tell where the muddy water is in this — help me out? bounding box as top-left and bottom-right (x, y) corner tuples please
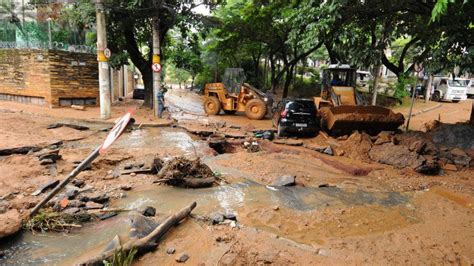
(0, 182), (411, 265)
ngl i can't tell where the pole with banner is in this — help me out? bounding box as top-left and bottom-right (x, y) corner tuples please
(29, 111), (135, 217)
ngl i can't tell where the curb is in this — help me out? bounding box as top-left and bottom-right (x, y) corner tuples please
(411, 103), (442, 117)
(0, 108), (174, 128)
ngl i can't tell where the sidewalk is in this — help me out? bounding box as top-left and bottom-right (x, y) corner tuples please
(393, 99), (441, 117)
(0, 99), (173, 127)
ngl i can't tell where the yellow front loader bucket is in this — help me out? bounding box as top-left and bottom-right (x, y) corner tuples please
(319, 105), (405, 134)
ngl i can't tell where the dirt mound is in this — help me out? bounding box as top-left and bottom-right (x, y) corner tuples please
(156, 157), (216, 188)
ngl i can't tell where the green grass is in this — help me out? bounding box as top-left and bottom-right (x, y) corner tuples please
(103, 248), (138, 266)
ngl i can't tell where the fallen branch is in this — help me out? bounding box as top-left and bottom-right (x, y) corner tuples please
(79, 201), (197, 266)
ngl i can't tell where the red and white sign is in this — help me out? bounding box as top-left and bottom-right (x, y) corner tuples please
(99, 110), (134, 154)
(104, 48), (112, 59)
(152, 63), (162, 73)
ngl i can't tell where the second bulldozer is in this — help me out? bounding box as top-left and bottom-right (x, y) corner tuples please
(315, 64), (405, 135)
(203, 68), (268, 120)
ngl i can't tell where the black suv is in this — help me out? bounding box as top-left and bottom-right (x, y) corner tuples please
(273, 98), (318, 137)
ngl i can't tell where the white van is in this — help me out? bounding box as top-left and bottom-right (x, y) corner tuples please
(467, 79), (474, 98)
(432, 77), (469, 103)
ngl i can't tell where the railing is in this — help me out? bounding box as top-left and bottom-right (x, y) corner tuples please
(0, 41), (96, 54)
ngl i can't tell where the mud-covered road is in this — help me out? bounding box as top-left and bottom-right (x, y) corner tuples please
(0, 92), (473, 265)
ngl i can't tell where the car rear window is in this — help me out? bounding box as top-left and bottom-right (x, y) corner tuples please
(285, 100), (315, 112)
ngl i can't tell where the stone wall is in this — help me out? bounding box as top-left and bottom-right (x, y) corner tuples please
(0, 49), (99, 107)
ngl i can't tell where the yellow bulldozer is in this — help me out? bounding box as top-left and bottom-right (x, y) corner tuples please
(315, 65), (405, 134)
(203, 68), (268, 120)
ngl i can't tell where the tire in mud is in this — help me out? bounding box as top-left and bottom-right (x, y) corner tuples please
(245, 99), (267, 120)
(204, 96), (221, 115)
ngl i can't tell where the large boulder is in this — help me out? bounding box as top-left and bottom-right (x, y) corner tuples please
(0, 209), (22, 239)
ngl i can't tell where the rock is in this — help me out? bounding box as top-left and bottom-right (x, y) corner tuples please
(60, 198), (70, 209)
(63, 207), (80, 215)
(0, 209), (22, 239)
(40, 158), (54, 165)
(39, 153), (62, 162)
(72, 179), (85, 188)
(443, 163), (458, 171)
(210, 212), (224, 224)
(409, 140), (427, 154)
(85, 202), (104, 210)
(31, 179), (59, 196)
(270, 175), (296, 187)
(67, 200), (85, 208)
(374, 131), (393, 145)
(65, 188), (78, 199)
(130, 172), (137, 177)
(230, 221), (237, 228)
(128, 213), (160, 239)
(124, 164), (133, 170)
(86, 193), (109, 204)
(369, 143), (425, 170)
(223, 212), (237, 221)
(47, 164), (58, 177)
(450, 148), (471, 167)
(141, 206), (156, 217)
(97, 212), (117, 220)
(121, 185), (132, 191)
(273, 205), (279, 211)
(176, 253), (189, 263)
(273, 139), (303, 146)
(322, 146), (333, 155)
(166, 247), (176, 254)
(334, 148), (345, 156)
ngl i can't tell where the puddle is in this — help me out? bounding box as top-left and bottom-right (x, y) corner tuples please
(0, 182), (411, 265)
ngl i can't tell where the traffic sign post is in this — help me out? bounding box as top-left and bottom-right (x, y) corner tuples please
(29, 111), (135, 217)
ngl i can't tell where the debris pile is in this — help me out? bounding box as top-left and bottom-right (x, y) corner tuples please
(156, 157), (217, 188)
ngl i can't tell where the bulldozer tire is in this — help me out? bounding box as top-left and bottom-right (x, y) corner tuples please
(224, 110), (237, 115)
(204, 97), (221, 115)
(245, 99), (267, 120)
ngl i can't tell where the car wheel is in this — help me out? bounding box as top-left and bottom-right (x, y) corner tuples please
(245, 99), (267, 120)
(277, 124), (286, 138)
(204, 97), (221, 115)
(431, 91), (441, 102)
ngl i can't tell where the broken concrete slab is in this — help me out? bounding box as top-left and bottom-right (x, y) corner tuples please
(270, 175), (296, 187)
(47, 123), (89, 131)
(0, 146), (42, 156)
(369, 143), (425, 170)
(273, 138), (304, 146)
(31, 179), (60, 196)
(85, 202), (104, 210)
(176, 253), (189, 263)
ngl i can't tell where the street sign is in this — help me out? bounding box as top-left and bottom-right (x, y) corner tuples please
(104, 48), (112, 59)
(152, 63), (162, 73)
(99, 110), (134, 154)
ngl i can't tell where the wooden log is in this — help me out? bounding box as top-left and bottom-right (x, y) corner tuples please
(79, 201), (197, 266)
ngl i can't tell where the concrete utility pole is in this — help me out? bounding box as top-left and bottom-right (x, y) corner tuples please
(96, 0), (111, 119)
(152, 18), (162, 117)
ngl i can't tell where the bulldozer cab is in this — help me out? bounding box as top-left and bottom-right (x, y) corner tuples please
(322, 65), (358, 106)
(223, 68), (246, 95)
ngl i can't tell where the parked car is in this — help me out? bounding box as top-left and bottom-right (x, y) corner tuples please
(272, 98), (318, 137)
(431, 77), (469, 103)
(132, 84), (145, 100)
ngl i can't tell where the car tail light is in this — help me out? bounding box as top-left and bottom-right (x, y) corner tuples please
(281, 110), (287, 118)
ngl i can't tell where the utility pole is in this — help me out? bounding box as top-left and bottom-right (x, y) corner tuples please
(152, 18), (162, 117)
(95, 0), (111, 119)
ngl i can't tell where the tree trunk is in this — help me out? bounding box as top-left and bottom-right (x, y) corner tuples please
(371, 64), (381, 105)
(282, 66), (294, 98)
(142, 68), (153, 108)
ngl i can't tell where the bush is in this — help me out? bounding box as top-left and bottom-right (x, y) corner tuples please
(391, 74), (413, 103)
(289, 77), (321, 98)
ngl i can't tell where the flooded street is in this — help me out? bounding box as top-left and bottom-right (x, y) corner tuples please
(0, 106), (473, 265)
